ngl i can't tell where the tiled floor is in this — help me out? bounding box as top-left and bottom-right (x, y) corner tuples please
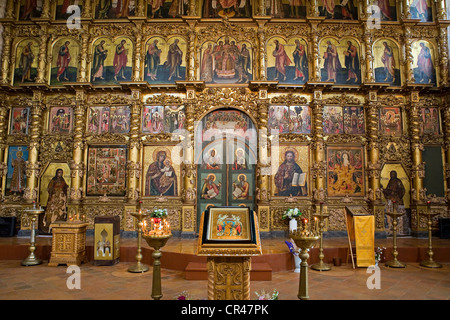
(0, 235), (449, 300)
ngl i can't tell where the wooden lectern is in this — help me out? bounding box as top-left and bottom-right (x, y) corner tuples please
(197, 206), (262, 300)
(345, 206), (375, 268)
(48, 221), (88, 267)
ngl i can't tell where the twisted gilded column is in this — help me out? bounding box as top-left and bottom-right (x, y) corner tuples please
(311, 91), (325, 194)
(309, 22), (321, 82)
(400, 0), (411, 20)
(40, 0), (51, 19)
(408, 92), (424, 203)
(0, 23), (12, 85)
(35, 27), (49, 84)
(127, 90), (142, 203)
(0, 100), (8, 194)
(132, 26), (143, 82)
(256, 21), (267, 81)
(5, 0), (14, 20)
(24, 93), (44, 203)
(81, 0), (92, 18)
(77, 25), (90, 83)
(363, 25), (375, 83)
(438, 26), (449, 87)
(366, 92), (381, 201)
(442, 99), (450, 204)
(402, 27), (415, 85)
(69, 91), (87, 205)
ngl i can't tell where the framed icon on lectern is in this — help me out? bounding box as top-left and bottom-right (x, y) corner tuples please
(197, 206), (262, 256)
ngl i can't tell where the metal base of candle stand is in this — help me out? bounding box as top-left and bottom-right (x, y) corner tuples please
(21, 252), (42, 266)
(420, 259), (442, 268)
(128, 262), (150, 273)
(385, 259), (406, 268)
(311, 261), (332, 271)
(143, 234), (172, 300)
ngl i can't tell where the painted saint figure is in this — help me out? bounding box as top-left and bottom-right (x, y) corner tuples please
(145, 40), (162, 81)
(344, 41), (359, 83)
(232, 174), (250, 200)
(274, 150), (307, 196)
(416, 42), (434, 84)
(292, 39), (308, 81)
(201, 43), (214, 83)
(411, 0), (429, 22)
(166, 39), (183, 81)
(201, 174), (221, 199)
(273, 40), (291, 81)
(381, 41), (395, 83)
(92, 40), (108, 81)
(145, 150), (178, 196)
(376, 0), (393, 21)
(323, 40), (341, 82)
(236, 44), (251, 83)
(19, 42), (35, 83)
(10, 150), (26, 194)
(113, 40), (128, 81)
(322, 0), (336, 18)
(56, 41), (71, 82)
(42, 169), (69, 233)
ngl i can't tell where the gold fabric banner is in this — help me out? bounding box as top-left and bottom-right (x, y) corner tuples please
(354, 216), (375, 267)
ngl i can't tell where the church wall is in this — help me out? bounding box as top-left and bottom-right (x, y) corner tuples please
(0, 0), (449, 238)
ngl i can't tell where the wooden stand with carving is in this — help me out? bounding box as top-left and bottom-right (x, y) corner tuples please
(197, 207), (262, 300)
(48, 221), (88, 267)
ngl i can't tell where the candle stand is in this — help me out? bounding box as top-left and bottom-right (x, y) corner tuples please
(311, 204), (331, 272)
(385, 205), (406, 268)
(128, 211), (150, 273)
(21, 205), (45, 266)
(419, 203), (442, 268)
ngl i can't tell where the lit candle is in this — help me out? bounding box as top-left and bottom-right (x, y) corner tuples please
(314, 217), (318, 233)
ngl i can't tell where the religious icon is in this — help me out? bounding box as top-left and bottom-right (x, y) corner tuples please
(202, 148), (222, 170)
(10, 107), (30, 135)
(266, 0), (306, 18)
(164, 106), (185, 133)
(319, 0), (358, 20)
(88, 106), (130, 134)
(142, 105), (165, 134)
(147, 0), (188, 18)
(323, 106), (344, 134)
(49, 107), (73, 134)
(343, 106), (365, 134)
(320, 38), (361, 85)
(289, 106), (311, 134)
(326, 146), (364, 197)
(86, 146), (127, 196)
(412, 41), (436, 85)
(201, 173), (222, 199)
(410, 0), (432, 22)
(55, 0), (82, 20)
(267, 37), (309, 84)
(273, 146), (308, 197)
(420, 107), (440, 135)
(144, 37), (186, 84)
(42, 168), (69, 233)
(202, 0), (252, 18)
(268, 105), (289, 134)
(379, 107), (402, 136)
(144, 148), (178, 196)
(19, 0), (42, 20)
(232, 174), (250, 200)
(232, 148), (247, 170)
(95, 0), (136, 19)
(373, 39), (401, 86)
(91, 38), (133, 84)
(372, 0), (397, 21)
(6, 146), (28, 196)
(51, 39), (79, 84)
(200, 37), (252, 84)
(14, 40), (38, 85)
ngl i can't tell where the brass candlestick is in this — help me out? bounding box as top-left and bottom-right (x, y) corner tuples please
(311, 203), (331, 271)
(290, 218), (319, 300)
(21, 205), (45, 266)
(143, 233), (172, 300)
(128, 211), (150, 273)
(385, 205), (406, 268)
(419, 203), (442, 268)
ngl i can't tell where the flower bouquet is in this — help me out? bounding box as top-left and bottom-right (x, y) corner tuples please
(150, 208), (168, 222)
(254, 289), (279, 300)
(282, 208), (302, 220)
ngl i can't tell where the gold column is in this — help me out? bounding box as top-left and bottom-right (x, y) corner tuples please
(409, 91), (424, 203)
(308, 0), (319, 17)
(0, 100), (9, 194)
(403, 26), (415, 85)
(69, 91), (87, 207)
(77, 26), (90, 83)
(35, 26), (49, 84)
(256, 21), (267, 80)
(132, 25), (143, 82)
(24, 92), (44, 204)
(438, 26), (449, 87)
(0, 24), (12, 85)
(436, 0), (447, 20)
(127, 90), (142, 204)
(400, 0), (411, 20)
(186, 24), (196, 81)
(311, 91), (325, 193)
(40, 0), (51, 19)
(366, 91), (381, 201)
(5, 0), (15, 20)
(363, 25), (375, 83)
(82, 0), (92, 18)
(136, 0), (146, 17)
(309, 22), (321, 82)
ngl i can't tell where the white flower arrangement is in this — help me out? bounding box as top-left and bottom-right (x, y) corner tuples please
(150, 208), (168, 218)
(254, 289), (279, 300)
(282, 208), (302, 220)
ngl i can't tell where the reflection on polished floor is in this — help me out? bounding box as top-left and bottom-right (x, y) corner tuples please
(0, 236), (449, 300)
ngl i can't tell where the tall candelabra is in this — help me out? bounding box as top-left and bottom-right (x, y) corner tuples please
(311, 203), (331, 271)
(290, 218), (319, 300)
(419, 203), (442, 268)
(21, 204), (45, 266)
(128, 210), (150, 273)
(385, 204), (406, 268)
